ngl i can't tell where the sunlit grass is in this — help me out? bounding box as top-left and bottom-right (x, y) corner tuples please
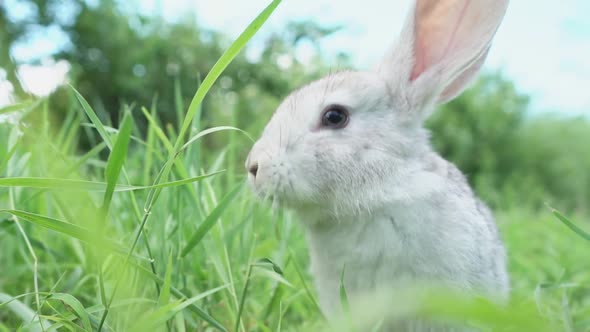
(1, 0), (590, 331)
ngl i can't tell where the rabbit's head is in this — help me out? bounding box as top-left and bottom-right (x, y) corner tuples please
(246, 0), (509, 218)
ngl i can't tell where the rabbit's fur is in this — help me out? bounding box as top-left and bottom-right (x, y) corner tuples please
(246, 0), (510, 329)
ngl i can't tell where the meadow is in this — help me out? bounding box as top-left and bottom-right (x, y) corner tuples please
(1, 1), (590, 331)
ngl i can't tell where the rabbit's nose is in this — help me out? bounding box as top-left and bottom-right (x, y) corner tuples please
(248, 161), (259, 178)
(245, 151), (259, 178)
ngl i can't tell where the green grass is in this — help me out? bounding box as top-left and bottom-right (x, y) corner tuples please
(1, 1), (590, 331)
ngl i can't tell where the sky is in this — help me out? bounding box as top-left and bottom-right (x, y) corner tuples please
(1, 0), (589, 115)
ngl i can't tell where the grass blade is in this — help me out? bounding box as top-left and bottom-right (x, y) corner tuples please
(181, 184), (243, 257)
(64, 141), (108, 174)
(255, 258), (284, 275)
(339, 265), (356, 332)
(71, 86), (113, 149)
(96, 3), (281, 330)
(141, 106), (174, 153)
(102, 111), (133, 212)
(128, 261), (228, 331)
(253, 269), (293, 288)
(0, 293), (50, 330)
(47, 293), (92, 331)
(1, 209), (100, 243)
(174, 77), (184, 130)
(0, 102), (31, 115)
(0, 171), (222, 192)
(339, 265), (349, 314)
(172, 0), (281, 152)
(131, 0), (282, 238)
(235, 264), (254, 332)
(130, 285), (229, 332)
(0, 99), (42, 115)
(143, 97), (159, 184)
(234, 259), (287, 332)
(179, 126), (254, 154)
(135, 172), (222, 191)
(0, 138), (19, 175)
(289, 249), (323, 316)
(159, 253), (173, 306)
(80, 123), (164, 159)
(0, 210), (126, 253)
(551, 208), (590, 242)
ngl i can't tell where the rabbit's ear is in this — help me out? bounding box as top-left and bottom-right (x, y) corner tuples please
(377, 0), (508, 113)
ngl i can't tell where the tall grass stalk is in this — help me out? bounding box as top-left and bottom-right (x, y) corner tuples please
(95, 1), (282, 329)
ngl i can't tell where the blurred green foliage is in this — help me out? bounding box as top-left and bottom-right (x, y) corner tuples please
(428, 75), (590, 213)
(1, 0), (336, 136)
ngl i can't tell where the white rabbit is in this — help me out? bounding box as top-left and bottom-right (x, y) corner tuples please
(246, 0), (510, 329)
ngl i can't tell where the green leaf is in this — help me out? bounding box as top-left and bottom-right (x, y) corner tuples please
(289, 249), (323, 316)
(102, 111), (133, 212)
(71, 86), (113, 149)
(179, 126), (253, 154)
(0, 102), (28, 115)
(174, 78), (185, 130)
(0, 210), (125, 253)
(0, 100), (42, 115)
(159, 253), (173, 306)
(48, 293), (91, 331)
(174, 312), (186, 332)
(255, 258), (284, 275)
(338, 269), (358, 332)
(340, 265), (350, 314)
(34, 298), (156, 331)
(0, 138), (19, 175)
(141, 107), (174, 153)
(0, 171), (222, 192)
(128, 261), (227, 332)
(551, 208), (590, 242)
(80, 123), (163, 159)
(0, 293), (49, 329)
(123, 0), (282, 263)
(143, 98), (159, 184)
(181, 184), (243, 257)
(64, 142), (108, 174)
(172, 0), (281, 152)
(130, 285), (229, 332)
(90, 2), (282, 330)
(253, 269), (293, 288)
(235, 264), (254, 332)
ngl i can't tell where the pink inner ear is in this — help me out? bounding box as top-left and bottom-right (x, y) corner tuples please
(410, 0), (474, 81)
(437, 47), (489, 103)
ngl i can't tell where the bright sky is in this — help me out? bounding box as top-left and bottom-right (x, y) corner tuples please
(2, 0), (589, 115)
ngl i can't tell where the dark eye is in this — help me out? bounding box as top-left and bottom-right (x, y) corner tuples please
(321, 105), (349, 129)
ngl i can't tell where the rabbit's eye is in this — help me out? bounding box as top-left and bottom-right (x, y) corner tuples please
(321, 105), (349, 129)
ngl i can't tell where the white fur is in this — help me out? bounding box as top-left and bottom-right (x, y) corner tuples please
(246, 0), (510, 329)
